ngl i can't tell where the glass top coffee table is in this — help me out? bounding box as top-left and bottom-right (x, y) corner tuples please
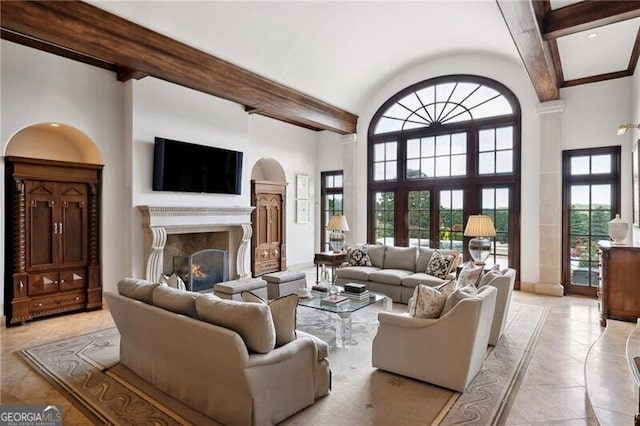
(297, 288), (392, 348)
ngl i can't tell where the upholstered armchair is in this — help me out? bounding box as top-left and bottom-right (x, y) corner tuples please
(371, 286), (496, 392)
(479, 268), (516, 345)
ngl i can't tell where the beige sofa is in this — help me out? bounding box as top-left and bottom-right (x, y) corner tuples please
(105, 278), (330, 426)
(372, 285), (497, 392)
(335, 245), (460, 303)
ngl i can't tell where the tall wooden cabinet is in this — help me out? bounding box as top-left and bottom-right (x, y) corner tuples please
(598, 241), (640, 327)
(4, 157), (103, 325)
(251, 180), (286, 276)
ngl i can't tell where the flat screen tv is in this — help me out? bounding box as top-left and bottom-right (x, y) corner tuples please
(153, 137), (243, 195)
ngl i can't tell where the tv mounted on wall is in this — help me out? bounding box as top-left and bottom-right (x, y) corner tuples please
(153, 137), (243, 195)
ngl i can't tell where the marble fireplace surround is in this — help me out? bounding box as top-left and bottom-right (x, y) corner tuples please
(138, 206), (255, 283)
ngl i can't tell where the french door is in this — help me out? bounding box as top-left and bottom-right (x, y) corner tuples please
(562, 147), (620, 297)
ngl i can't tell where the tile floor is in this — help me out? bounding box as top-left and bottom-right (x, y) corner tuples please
(1, 289), (637, 425)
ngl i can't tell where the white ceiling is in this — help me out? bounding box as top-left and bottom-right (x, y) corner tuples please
(92, 1), (521, 114)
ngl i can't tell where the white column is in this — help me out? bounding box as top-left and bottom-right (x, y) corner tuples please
(525, 100), (565, 296)
(341, 134), (357, 247)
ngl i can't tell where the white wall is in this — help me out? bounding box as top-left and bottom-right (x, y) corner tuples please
(355, 52), (541, 284)
(248, 114), (320, 266)
(1, 41), (126, 305)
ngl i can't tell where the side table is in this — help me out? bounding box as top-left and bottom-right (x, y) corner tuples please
(314, 251), (348, 285)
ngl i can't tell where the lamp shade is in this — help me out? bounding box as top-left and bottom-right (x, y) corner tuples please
(327, 215), (349, 232)
(464, 215), (496, 237)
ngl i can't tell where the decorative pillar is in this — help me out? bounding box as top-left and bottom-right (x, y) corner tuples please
(527, 100), (566, 296)
(341, 133), (357, 247)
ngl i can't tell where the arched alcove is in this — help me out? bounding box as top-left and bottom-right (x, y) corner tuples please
(4, 122), (103, 164)
(250, 157), (286, 183)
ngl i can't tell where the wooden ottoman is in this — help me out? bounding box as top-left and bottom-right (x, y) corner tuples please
(263, 271), (307, 299)
(214, 277), (268, 300)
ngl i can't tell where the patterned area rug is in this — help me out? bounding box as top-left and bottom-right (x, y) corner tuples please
(19, 302), (547, 425)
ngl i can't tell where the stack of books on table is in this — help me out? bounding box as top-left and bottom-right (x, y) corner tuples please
(342, 283), (370, 301)
(320, 295), (350, 306)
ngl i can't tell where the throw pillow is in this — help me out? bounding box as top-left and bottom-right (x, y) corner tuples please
(409, 279), (456, 319)
(425, 250), (452, 279)
(346, 245), (372, 267)
(196, 294), (276, 354)
(441, 285), (478, 316)
(158, 273), (187, 291)
(241, 291), (298, 346)
(457, 262), (484, 288)
(478, 268), (504, 288)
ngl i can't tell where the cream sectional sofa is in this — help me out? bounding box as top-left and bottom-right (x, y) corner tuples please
(335, 245), (461, 303)
(104, 278), (330, 426)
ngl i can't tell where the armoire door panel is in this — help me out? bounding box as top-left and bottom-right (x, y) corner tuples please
(59, 269), (86, 291)
(26, 181), (57, 270)
(59, 184), (88, 268)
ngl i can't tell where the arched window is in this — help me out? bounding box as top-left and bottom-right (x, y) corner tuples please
(368, 75), (521, 274)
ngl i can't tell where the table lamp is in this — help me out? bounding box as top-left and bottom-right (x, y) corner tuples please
(464, 215), (496, 265)
(327, 215), (349, 253)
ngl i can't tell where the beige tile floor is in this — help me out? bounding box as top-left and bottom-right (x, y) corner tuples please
(0, 290), (635, 425)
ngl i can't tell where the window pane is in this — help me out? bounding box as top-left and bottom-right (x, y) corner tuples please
(592, 155), (611, 174)
(373, 163), (384, 181)
(436, 135), (450, 156)
(435, 157), (450, 177)
(591, 184), (611, 207)
(479, 152), (494, 174)
(407, 139), (420, 158)
(496, 150), (513, 173)
(479, 129), (495, 151)
(374, 144), (385, 162)
(334, 175), (343, 188)
(496, 188), (509, 208)
(451, 154), (466, 176)
(482, 188), (495, 209)
(571, 157), (589, 175)
(422, 137), (435, 156)
(422, 158), (434, 178)
(407, 159), (420, 179)
(496, 127), (513, 150)
(386, 161), (397, 180)
(571, 185), (590, 207)
(451, 133), (466, 154)
(386, 142), (397, 161)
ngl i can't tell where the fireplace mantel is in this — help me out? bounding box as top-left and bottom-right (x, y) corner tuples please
(138, 205), (255, 282)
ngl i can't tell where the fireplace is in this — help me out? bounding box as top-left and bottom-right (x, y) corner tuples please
(138, 206), (255, 283)
(174, 249), (229, 293)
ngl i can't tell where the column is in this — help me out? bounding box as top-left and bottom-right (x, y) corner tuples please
(530, 100), (565, 296)
(342, 133), (357, 247)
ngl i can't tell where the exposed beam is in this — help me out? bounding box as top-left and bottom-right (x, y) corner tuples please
(562, 70), (632, 88)
(0, 1), (357, 134)
(543, 1), (640, 40)
(496, 0), (559, 102)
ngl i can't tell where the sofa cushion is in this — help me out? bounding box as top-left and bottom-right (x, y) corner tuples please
(441, 285), (478, 316)
(152, 285), (200, 318)
(409, 279), (455, 319)
(383, 246), (417, 271)
(118, 278), (160, 304)
(367, 245), (386, 268)
(336, 266), (380, 281)
(196, 294), (276, 354)
(241, 291), (298, 347)
(401, 272), (448, 289)
(457, 262), (484, 288)
(368, 269), (414, 286)
(425, 250), (455, 279)
(346, 245), (372, 266)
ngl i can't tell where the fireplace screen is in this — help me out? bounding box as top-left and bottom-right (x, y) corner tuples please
(173, 249), (229, 293)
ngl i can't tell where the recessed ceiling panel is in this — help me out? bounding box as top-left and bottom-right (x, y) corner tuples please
(557, 18), (639, 81)
(549, 1), (582, 10)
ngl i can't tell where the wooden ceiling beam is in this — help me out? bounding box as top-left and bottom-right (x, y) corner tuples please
(543, 1), (640, 40)
(0, 1), (357, 134)
(496, 0), (559, 102)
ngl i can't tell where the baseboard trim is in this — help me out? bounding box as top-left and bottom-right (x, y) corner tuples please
(521, 282), (564, 297)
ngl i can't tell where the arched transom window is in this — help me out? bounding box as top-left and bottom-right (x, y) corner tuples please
(368, 75), (521, 278)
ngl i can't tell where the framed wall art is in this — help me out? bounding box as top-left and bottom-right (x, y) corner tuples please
(296, 199), (310, 223)
(296, 174), (309, 200)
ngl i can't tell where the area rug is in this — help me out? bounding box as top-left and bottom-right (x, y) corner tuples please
(19, 302), (547, 425)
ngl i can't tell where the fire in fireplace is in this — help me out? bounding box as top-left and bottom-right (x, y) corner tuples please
(173, 249), (229, 293)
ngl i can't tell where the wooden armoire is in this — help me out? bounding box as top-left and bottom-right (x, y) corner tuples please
(251, 180), (286, 276)
(4, 157), (103, 325)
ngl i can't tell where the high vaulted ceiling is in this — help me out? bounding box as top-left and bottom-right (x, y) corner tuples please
(2, 1), (639, 133)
